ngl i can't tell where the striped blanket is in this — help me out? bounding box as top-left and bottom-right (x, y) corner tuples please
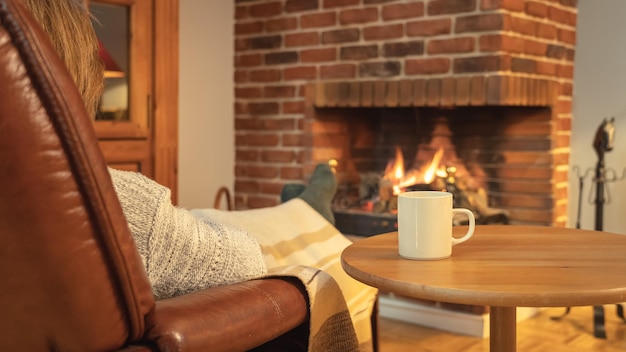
(192, 199), (378, 352)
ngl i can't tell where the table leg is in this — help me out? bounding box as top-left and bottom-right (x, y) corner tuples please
(490, 306), (516, 352)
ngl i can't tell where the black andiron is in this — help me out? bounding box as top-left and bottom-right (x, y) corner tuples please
(552, 117), (626, 338)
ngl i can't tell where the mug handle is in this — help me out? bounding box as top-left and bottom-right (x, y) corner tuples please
(451, 208), (475, 246)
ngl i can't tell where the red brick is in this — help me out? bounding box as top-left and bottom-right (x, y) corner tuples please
(248, 35), (282, 50)
(264, 85), (297, 98)
(479, 34), (524, 53)
(525, 1), (547, 17)
(249, 69), (282, 82)
(323, 0), (360, 8)
(301, 11), (336, 28)
(266, 17), (298, 32)
(405, 58), (450, 75)
(280, 166), (304, 180)
(235, 21), (264, 35)
(481, 0), (525, 11)
(456, 13), (505, 33)
(536, 61), (557, 76)
(235, 38), (249, 52)
(248, 102), (280, 115)
(285, 32), (319, 47)
(556, 64), (574, 79)
(295, 150), (310, 164)
(406, 18), (451, 36)
(235, 117), (263, 130)
(283, 101), (306, 114)
(364, 0), (400, 3)
(235, 53), (263, 67)
(234, 134), (246, 146)
(524, 39), (547, 56)
(249, 1), (282, 18)
(235, 87), (263, 99)
(339, 8), (378, 25)
(234, 102), (248, 114)
(320, 63), (357, 79)
(548, 5), (576, 26)
(427, 37), (475, 54)
(428, 0), (477, 15)
(511, 57), (536, 73)
(554, 99), (572, 114)
(383, 41), (424, 57)
(560, 82), (573, 96)
(284, 66), (318, 80)
(381, 2), (425, 21)
(286, 0), (319, 13)
(234, 70), (248, 83)
(240, 134), (281, 147)
(234, 180), (260, 192)
(453, 55), (508, 73)
(235, 149), (259, 163)
(558, 28), (576, 45)
(537, 23), (557, 40)
(363, 24), (403, 41)
(340, 45), (378, 60)
(555, 115), (572, 132)
(259, 182), (287, 195)
(265, 118), (297, 130)
(322, 28), (360, 44)
(297, 85), (307, 98)
(262, 150), (297, 163)
(301, 48), (337, 62)
(235, 5), (249, 20)
(283, 133), (304, 147)
(265, 51), (298, 65)
(554, 134), (570, 149)
(511, 17), (538, 36)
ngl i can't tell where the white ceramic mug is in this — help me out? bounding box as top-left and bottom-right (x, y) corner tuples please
(397, 191), (475, 260)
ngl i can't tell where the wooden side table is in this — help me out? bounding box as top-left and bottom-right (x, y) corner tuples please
(341, 225), (626, 352)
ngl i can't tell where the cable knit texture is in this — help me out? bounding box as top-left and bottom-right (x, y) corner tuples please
(108, 168), (267, 300)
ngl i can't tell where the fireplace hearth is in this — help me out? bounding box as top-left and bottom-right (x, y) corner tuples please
(234, 0), (577, 229)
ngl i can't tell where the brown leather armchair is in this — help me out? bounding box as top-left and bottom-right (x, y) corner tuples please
(0, 0), (310, 351)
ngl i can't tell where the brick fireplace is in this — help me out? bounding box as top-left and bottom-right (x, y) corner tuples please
(234, 0), (577, 227)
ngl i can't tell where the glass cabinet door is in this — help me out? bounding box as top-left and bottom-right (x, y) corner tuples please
(90, 0), (152, 139)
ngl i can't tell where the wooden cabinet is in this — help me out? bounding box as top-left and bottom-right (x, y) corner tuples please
(90, 0), (179, 201)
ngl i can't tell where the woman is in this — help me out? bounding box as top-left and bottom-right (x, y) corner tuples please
(23, 0), (267, 299)
(23, 2), (374, 350)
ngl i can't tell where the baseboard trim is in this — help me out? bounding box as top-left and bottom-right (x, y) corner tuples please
(378, 293), (539, 338)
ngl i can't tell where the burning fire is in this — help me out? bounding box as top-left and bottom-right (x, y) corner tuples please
(383, 146), (446, 195)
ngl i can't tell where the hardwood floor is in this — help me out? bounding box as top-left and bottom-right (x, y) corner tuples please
(378, 305), (626, 351)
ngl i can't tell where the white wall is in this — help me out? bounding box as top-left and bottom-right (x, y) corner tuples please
(178, 1), (234, 209)
(570, 0), (626, 234)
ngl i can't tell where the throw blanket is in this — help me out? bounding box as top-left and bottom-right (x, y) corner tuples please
(192, 199), (378, 352)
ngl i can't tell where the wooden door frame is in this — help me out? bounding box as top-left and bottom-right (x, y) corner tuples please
(153, 0), (179, 203)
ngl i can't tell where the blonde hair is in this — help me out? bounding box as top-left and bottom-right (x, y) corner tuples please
(23, 0), (104, 117)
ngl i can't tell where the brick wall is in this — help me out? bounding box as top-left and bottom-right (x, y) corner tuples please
(233, 0), (577, 226)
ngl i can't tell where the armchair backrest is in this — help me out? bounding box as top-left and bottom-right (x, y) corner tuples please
(0, 0), (155, 350)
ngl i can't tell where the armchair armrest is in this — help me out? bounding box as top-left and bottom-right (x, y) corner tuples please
(145, 277), (309, 352)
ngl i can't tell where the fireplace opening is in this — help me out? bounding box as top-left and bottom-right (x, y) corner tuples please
(311, 105), (555, 236)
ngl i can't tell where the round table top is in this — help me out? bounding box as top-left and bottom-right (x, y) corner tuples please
(341, 225), (626, 308)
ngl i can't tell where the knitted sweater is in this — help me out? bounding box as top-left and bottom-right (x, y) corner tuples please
(108, 168), (267, 300)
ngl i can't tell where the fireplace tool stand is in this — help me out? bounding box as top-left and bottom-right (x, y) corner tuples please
(551, 117), (626, 338)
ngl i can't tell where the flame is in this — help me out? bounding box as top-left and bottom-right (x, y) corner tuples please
(423, 147), (444, 184)
(383, 146), (446, 195)
(385, 147), (405, 182)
